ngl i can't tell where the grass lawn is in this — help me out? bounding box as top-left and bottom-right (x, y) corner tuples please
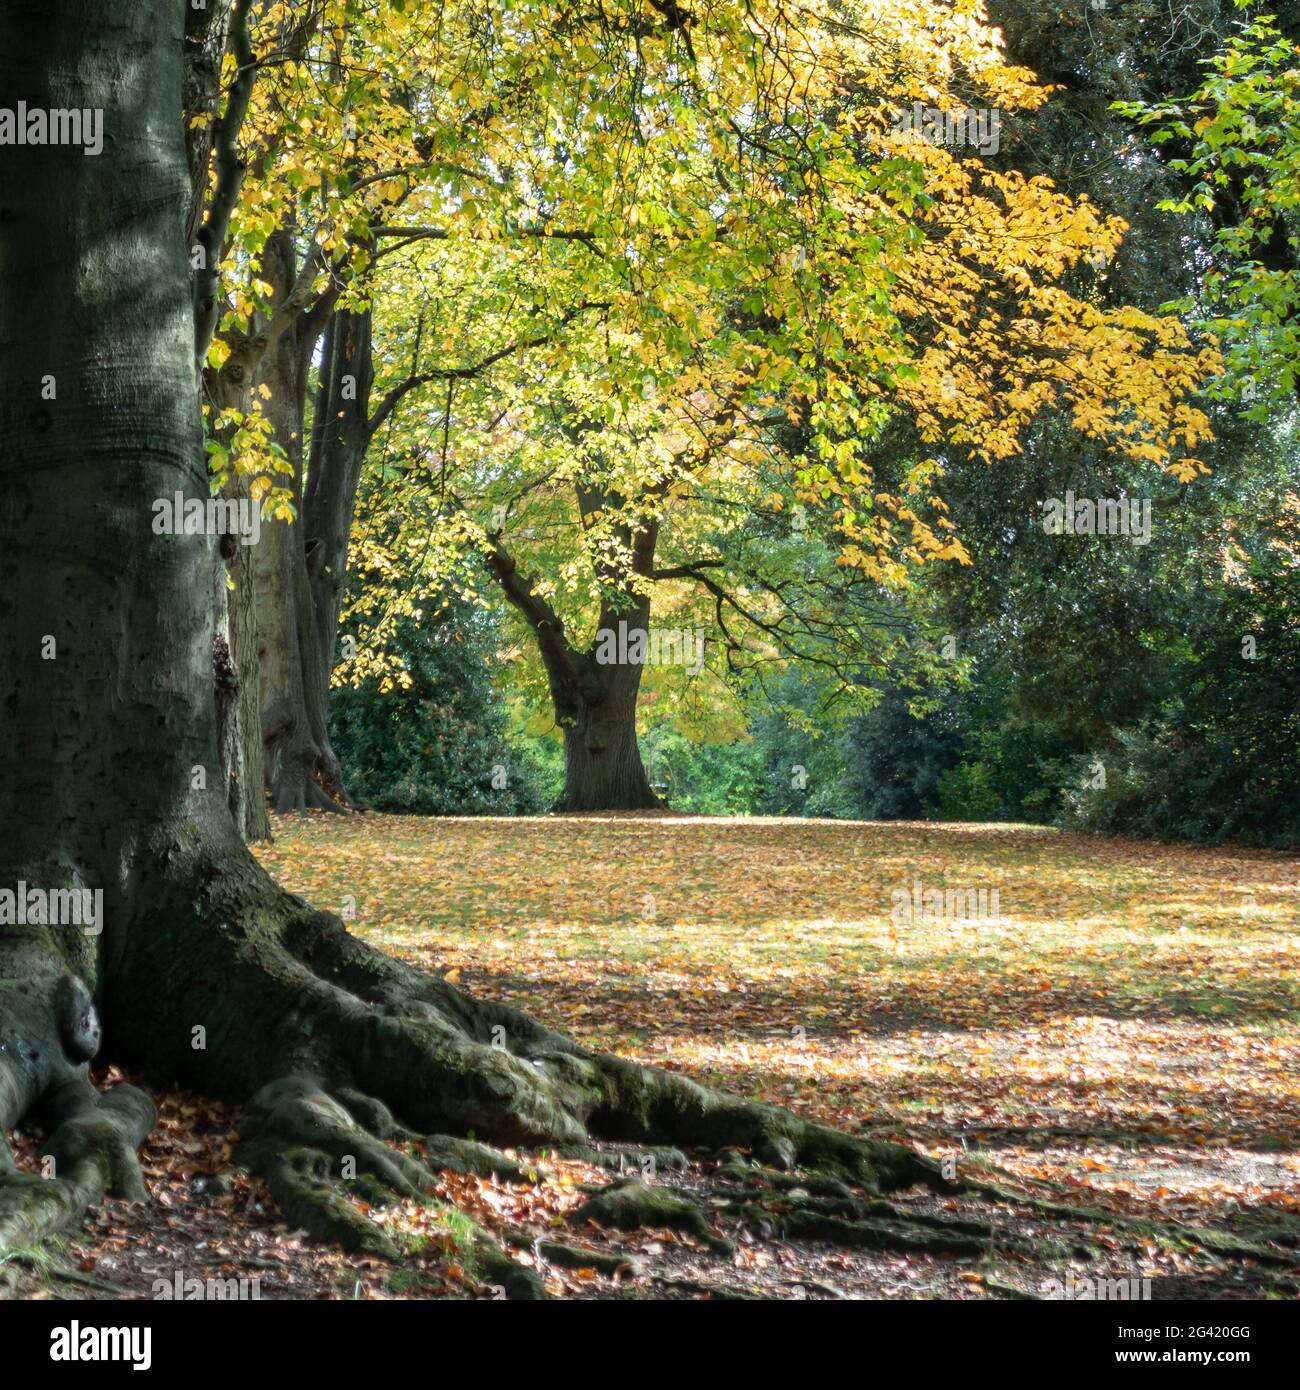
(256, 813), (1300, 1226)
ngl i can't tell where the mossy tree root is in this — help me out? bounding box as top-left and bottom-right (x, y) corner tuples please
(957, 1176), (1298, 1267)
(87, 858), (952, 1288)
(0, 964), (155, 1259)
(79, 860), (957, 1290)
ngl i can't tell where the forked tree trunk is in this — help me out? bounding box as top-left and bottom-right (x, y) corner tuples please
(486, 505), (662, 812)
(553, 484), (662, 812)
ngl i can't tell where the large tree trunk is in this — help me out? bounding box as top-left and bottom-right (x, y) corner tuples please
(0, 0), (225, 1230)
(559, 699), (658, 811)
(0, 0), (943, 1280)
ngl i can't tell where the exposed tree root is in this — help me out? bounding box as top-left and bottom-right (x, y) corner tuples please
(650, 1275), (766, 1300)
(707, 1162), (1081, 1260)
(422, 1135), (541, 1184)
(956, 1176), (1296, 1267)
(549, 1141), (688, 1174)
(570, 1178), (736, 1255)
(1, 1249), (128, 1297)
(0, 927), (157, 1260)
(751, 1207), (998, 1258)
(524, 1238), (640, 1278)
(0, 1060), (155, 1256)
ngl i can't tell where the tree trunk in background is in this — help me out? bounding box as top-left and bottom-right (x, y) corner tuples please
(201, 372), (271, 841)
(486, 506), (661, 812)
(303, 306), (374, 798)
(558, 679), (659, 810)
(254, 232), (348, 812)
(218, 527), (271, 840)
(553, 485), (660, 812)
(181, 0), (270, 842)
(550, 604), (659, 813)
(182, 0), (229, 249)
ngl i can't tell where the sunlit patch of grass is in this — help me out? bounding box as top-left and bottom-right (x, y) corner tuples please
(256, 813), (1300, 1217)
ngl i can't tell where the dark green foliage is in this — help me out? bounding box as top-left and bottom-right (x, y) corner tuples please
(1062, 522), (1300, 847)
(654, 438), (1299, 846)
(329, 593), (548, 815)
(641, 726), (763, 816)
(744, 680), (959, 822)
(836, 690), (965, 821)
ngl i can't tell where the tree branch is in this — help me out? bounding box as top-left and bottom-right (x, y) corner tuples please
(366, 301), (609, 436)
(193, 0), (257, 365)
(481, 537), (581, 689)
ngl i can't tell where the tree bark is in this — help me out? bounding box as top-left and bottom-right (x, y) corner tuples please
(197, 375), (272, 840)
(219, 522), (272, 839)
(254, 231), (349, 813)
(182, 0), (230, 251)
(0, 0), (214, 1212)
(302, 305), (374, 796)
(551, 625), (660, 812)
(483, 485), (662, 812)
(559, 684), (660, 812)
